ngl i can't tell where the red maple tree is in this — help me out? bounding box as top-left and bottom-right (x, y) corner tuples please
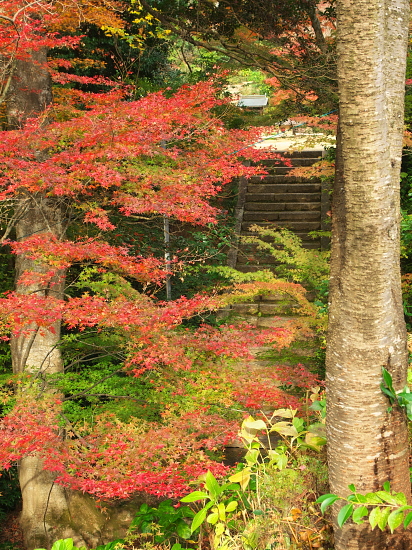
(0, 0), (318, 502)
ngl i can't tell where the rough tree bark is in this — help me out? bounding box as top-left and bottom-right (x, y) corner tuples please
(326, 1), (411, 549)
(6, 51), (109, 550)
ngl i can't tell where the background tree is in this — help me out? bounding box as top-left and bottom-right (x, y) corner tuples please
(326, 1), (411, 549)
(136, 0), (337, 112)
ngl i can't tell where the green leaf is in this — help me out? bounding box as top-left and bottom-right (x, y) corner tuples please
(382, 481), (391, 492)
(207, 512), (219, 525)
(404, 511), (412, 528)
(190, 502), (213, 533)
(316, 493), (340, 503)
(309, 401), (324, 411)
(377, 507), (391, 531)
(219, 483), (240, 493)
(205, 471), (221, 500)
(382, 368), (395, 394)
(244, 449), (260, 466)
(375, 491), (399, 505)
(381, 385), (396, 400)
(52, 541), (74, 550)
(304, 432), (326, 451)
(275, 454), (288, 470)
(392, 492), (408, 506)
(396, 505), (412, 512)
(364, 493), (383, 505)
(225, 501), (238, 513)
(337, 504), (354, 528)
(352, 506), (369, 525)
(181, 491), (209, 503)
(320, 495), (339, 514)
(216, 502), (226, 522)
(388, 509), (404, 533)
(292, 417), (305, 433)
(353, 494), (368, 504)
(176, 520), (192, 539)
(140, 521), (152, 533)
(215, 522), (225, 537)
(369, 507), (381, 530)
(348, 484), (356, 492)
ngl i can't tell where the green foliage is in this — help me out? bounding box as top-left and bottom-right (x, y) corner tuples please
(178, 406), (329, 550)
(230, 68), (273, 96)
(181, 470), (241, 549)
(242, 225), (330, 298)
(34, 540), (125, 550)
(95, 541), (125, 550)
(405, 52), (412, 127)
(53, 336), (234, 425)
(35, 538), (86, 550)
(129, 500), (194, 544)
(317, 482), (412, 533)
(381, 367), (412, 421)
(169, 42), (230, 86)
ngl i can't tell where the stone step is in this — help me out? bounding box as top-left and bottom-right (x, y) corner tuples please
(278, 150), (324, 159)
(260, 157), (322, 167)
(241, 221), (321, 231)
(237, 241), (321, 251)
(247, 184), (321, 195)
(257, 316), (297, 328)
(229, 302), (298, 315)
(239, 230), (321, 241)
(264, 166), (305, 176)
(249, 175), (321, 184)
(245, 192), (321, 203)
(243, 211), (321, 222)
(244, 201), (321, 212)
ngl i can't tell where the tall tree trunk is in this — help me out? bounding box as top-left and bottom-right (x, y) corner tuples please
(6, 51), (107, 550)
(326, 1), (411, 549)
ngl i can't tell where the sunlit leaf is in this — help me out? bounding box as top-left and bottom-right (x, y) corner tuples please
(205, 470), (221, 500)
(404, 510), (412, 528)
(181, 491), (209, 503)
(352, 506), (368, 524)
(228, 468), (251, 490)
(387, 509), (404, 533)
(377, 507), (391, 531)
(320, 495), (339, 514)
(369, 507), (381, 530)
(337, 504), (353, 527)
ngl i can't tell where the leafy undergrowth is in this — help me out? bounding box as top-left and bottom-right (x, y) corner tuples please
(36, 410), (333, 549)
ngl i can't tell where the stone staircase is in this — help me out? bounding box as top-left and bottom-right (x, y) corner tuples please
(222, 152), (326, 457)
(228, 150), (329, 273)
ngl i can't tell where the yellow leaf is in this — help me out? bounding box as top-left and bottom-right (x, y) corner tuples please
(228, 468), (251, 490)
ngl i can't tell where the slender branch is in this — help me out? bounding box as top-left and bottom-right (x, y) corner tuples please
(58, 413), (95, 448)
(61, 368), (125, 401)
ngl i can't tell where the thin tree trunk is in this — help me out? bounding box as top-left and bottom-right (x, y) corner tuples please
(326, 1), (411, 549)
